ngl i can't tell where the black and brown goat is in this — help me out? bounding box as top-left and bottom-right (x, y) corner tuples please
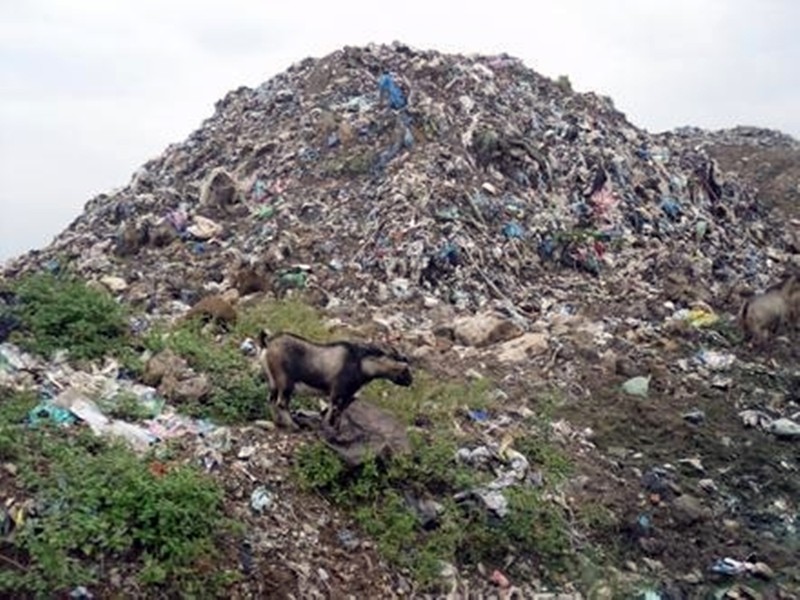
(257, 331), (413, 429)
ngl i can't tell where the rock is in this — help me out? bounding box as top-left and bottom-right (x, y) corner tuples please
(171, 374), (212, 404)
(237, 445), (257, 460)
(494, 332), (549, 362)
(452, 313), (522, 347)
(99, 275), (128, 293)
(142, 349), (188, 387)
(321, 400), (411, 467)
(672, 494), (710, 525)
(622, 375), (650, 397)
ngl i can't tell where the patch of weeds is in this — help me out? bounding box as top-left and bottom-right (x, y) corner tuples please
(145, 321), (268, 423)
(708, 314), (743, 345)
(99, 390), (157, 421)
(234, 297), (333, 341)
(294, 397), (574, 589)
(0, 417), (237, 597)
(138, 297), (337, 424)
(363, 373), (492, 429)
(8, 272), (129, 362)
(0, 387), (37, 460)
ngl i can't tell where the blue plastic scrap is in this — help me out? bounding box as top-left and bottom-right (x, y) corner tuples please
(378, 73), (407, 110)
(438, 243), (460, 265)
(537, 238), (557, 260)
(502, 222), (524, 240)
(660, 198), (681, 220)
(468, 409), (489, 422)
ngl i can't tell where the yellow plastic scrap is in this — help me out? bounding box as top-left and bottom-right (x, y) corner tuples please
(10, 504), (25, 528)
(684, 307), (719, 328)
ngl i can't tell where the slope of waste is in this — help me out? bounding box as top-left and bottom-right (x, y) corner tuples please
(4, 42), (797, 317)
(2, 41), (800, 599)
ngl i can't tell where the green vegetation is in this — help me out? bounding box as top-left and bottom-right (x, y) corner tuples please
(7, 272), (129, 362)
(142, 319), (267, 424)
(140, 297), (336, 424)
(2, 277), (587, 593)
(0, 388), (237, 598)
(294, 379), (576, 590)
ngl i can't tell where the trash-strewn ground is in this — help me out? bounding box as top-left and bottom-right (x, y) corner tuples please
(2, 41), (800, 599)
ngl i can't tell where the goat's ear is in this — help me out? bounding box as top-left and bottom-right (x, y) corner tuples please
(257, 329), (270, 348)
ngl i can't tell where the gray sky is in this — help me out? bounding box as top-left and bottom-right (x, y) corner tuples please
(2, 0), (798, 264)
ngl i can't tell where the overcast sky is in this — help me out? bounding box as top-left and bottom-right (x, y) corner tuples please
(1, 0), (798, 264)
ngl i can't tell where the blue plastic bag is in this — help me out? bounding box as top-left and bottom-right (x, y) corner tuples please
(378, 73), (407, 110)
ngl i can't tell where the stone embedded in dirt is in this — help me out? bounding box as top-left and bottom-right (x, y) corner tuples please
(622, 375), (651, 397)
(142, 349), (188, 387)
(321, 399), (411, 467)
(494, 332), (549, 363)
(99, 275), (128, 293)
(166, 373), (212, 404)
(749, 561), (774, 580)
(671, 493), (711, 525)
(451, 312), (523, 347)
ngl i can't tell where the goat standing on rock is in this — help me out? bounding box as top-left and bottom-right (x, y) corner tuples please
(257, 330), (413, 430)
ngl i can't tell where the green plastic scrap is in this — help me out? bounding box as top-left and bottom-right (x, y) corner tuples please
(28, 402), (78, 427)
(256, 205), (276, 219)
(278, 272), (307, 289)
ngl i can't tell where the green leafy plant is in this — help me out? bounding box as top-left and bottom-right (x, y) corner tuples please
(294, 385), (575, 590)
(9, 272), (129, 362)
(144, 320), (268, 423)
(0, 409), (236, 597)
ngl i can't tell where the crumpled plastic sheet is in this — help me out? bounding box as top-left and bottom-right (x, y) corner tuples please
(454, 444), (530, 517)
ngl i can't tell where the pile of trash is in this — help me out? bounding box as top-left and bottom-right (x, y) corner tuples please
(1, 342), (220, 456)
(3, 42), (797, 327)
(2, 42), (800, 597)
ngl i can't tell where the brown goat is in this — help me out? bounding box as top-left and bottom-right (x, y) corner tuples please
(739, 274), (800, 346)
(257, 331), (413, 429)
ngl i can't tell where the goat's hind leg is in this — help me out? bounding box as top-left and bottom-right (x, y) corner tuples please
(274, 386), (299, 430)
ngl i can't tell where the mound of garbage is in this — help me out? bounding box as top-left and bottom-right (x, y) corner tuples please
(3, 41), (798, 324)
(2, 42), (800, 598)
